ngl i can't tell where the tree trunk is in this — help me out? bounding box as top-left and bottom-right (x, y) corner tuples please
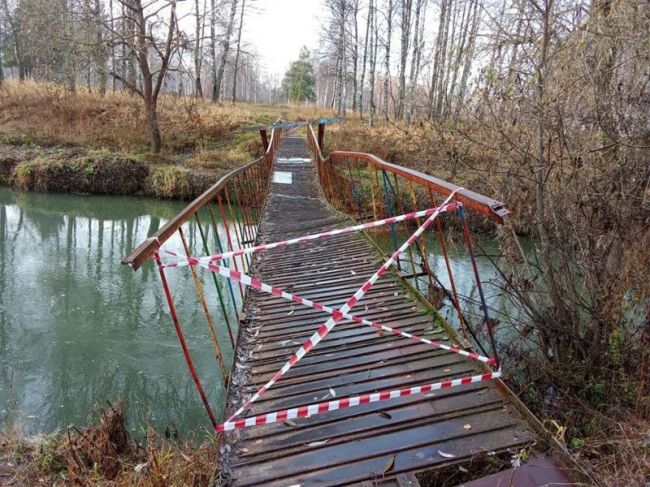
(94, 0), (107, 96)
(383, 0), (393, 121)
(369, 0), (378, 125)
(1, 0), (25, 81)
(351, 0), (359, 112)
(437, 0), (458, 117)
(210, 0), (217, 99)
(396, 0), (412, 120)
(194, 0), (203, 97)
(215, 0), (238, 101)
(428, 0), (448, 119)
(454, 0), (480, 121)
(231, 0), (246, 103)
(110, 0), (116, 91)
(0, 16), (4, 87)
(406, 0), (424, 123)
(146, 99), (162, 153)
(358, 0), (372, 117)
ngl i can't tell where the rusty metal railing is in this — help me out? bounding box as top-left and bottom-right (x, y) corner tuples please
(307, 122), (506, 367)
(122, 124), (281, 428)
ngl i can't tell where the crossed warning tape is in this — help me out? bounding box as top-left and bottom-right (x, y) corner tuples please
(162, 190), (500, 432)
(162, 202), (461, 267)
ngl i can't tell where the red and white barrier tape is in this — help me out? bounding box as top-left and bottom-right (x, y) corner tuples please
(159, 257), (495, 365)
(216, 369), (502, 432)
(223, 190), (461, 424)
(161, 202), (461, 268)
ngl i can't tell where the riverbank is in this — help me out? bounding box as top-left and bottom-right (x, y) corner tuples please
(0, 144), (232, 200)
(0, 80), (329, 200)
(0, 403), (219, 486)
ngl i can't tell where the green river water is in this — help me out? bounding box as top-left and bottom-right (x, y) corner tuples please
(0, 186), (517, 437)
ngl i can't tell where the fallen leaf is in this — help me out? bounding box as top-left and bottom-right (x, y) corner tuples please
(287, 309), (295, 316)
(307, 439), (330, 447)
(444, 368), (451, 373)
(284, 420), (298, 428)
(351, 270), (357, 275)
(458, 465), (468, 473)
(438, 449), (456, 458)
(240, 447), (249, 453)
(329, 387), (337, 397)
(378, 411), (392, 420)
(463, 424), (472, 430)
(383, 455), (395, 473)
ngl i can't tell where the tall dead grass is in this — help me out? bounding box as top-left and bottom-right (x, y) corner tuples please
(0, 402), (219, 486)
(0, 80), (330, 155)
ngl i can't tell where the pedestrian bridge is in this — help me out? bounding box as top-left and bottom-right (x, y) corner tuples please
(124, 122), (582, 486)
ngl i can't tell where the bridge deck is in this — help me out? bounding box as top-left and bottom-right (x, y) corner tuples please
(220, 137), (534, 486)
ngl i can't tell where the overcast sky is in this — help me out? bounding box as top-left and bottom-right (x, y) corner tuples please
(241, 0), (323, 79)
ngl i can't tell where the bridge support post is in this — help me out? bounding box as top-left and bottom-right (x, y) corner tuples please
(260, 127), (269, 152)
(317, 121), (325, 149)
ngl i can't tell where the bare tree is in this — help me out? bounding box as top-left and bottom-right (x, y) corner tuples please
(194, 0), (204, 97)
(368, 0), (379, 124)
(357, 0), (372, 117)
(214, 0), (237, 101)
(395, 0), (412, 120)
(0, 12), (4, 87)
(109, 0), (179, 153)
(382, 0), (393, 121)
(350, 0), (359, 112)
(405, 0), (424, 123)
(1, 0), (26, 81)
(231, 0), (245, 102)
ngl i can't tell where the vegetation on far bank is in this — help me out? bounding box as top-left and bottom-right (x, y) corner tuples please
(0, 81), (330, 199)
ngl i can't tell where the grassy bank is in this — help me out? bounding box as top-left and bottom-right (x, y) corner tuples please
(1, 403), (218, 486)
(0, 80), (331, 199)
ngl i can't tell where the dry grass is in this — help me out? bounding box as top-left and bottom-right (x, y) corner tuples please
(0, 402), (219, 486)
(0, 80), (330, 156)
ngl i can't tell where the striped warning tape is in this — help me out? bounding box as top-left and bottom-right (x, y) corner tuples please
(216, 369), (502, 432)
(162, 202), (460, 268)
(221, 190), (461, 425)
(161, 256), (496, 364)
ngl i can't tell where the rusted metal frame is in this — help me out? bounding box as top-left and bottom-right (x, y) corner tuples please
(367, 161), (378, 222)
(381, 169), (402, 270)
(178, 227), (229, 384)
(331, 151), (509, 223)
(459, 206), (500, 368)
(154, 253), (218, 428)
(427, 187), (470, 336)
(217, 194), (245, 301)
(195, 208), (236, 347)
(373, 165), (386, 221)
(407, 180), (437, 294)
(243, 168), (261, 241)
(123, 128), (280, 271)
(317, 122), (325, 149)
(232, 175), (255, 260)
(345, 157), (364, 218)
(260, 127), (269, 152)
(224, 187), (250, 275)
(391, 174), (421, 292)
(207, 203), (240, 322)
(354, 159), (373, 221)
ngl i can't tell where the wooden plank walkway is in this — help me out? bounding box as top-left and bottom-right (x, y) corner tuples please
(219, 136), (535, 486)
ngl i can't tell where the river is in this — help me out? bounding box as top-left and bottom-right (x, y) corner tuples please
(0, 187), (517, 437)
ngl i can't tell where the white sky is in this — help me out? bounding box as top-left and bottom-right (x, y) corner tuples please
(243, 0), (323, 79)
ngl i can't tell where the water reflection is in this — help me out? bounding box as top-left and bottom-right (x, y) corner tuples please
(0, 188), (238, 437)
